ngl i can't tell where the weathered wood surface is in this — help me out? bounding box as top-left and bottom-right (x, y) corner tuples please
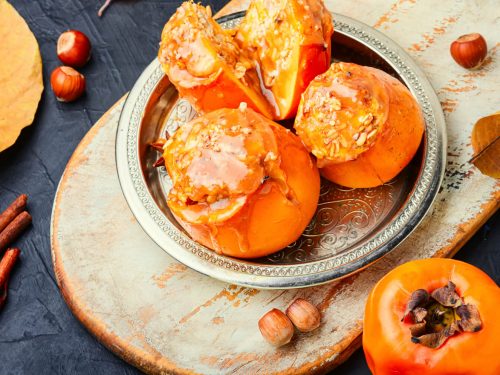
(51, 1), (499, 374)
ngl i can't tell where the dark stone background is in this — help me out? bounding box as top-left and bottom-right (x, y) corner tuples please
(0, 1), (498, 374)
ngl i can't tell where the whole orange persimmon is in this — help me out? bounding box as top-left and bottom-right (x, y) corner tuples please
(236, 0), (333, 119)
(295, 62), (425, 188)
(163, 106), (320, 258)
(363, 258), (500, 375)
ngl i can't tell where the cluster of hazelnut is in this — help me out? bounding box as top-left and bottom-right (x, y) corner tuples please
(50, 30), (91, 102)
(258, 298), (321, 347)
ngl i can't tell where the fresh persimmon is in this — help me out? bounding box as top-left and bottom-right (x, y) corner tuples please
(294, 62), (425, 188)
(236, 0), (333, 120)
(158, 2), (274, 118)
(363, 258), (500, 375)
(163, 106), (320, 258)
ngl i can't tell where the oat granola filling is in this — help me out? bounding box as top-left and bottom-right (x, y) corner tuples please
(295, 62), (390, 165)
(236, 0), (333, 89)
(163, 107), (287, 224)
(158, 2), (256, 89)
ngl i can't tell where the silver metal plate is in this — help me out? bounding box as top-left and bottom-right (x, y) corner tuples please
(116, 12), (446, 289)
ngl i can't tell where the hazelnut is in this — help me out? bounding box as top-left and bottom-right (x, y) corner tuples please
(57, 30), (92, 68)
(258, 308), (294, 347)
(450, 33), (487, 69)
(50, 66), (86, 102)
(286, 298), (321, 332)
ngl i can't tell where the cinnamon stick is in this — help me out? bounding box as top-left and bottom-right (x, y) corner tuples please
(0, 248), (20, 310)
(153, 156), (165, 168)
(150, 141), (165, 152)
(0, 211), (31, 253)
(0, 283), (7, 310)
(0, 195), (27, 233)
(0, 248), (20, 289)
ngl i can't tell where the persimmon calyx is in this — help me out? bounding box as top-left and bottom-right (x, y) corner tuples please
(431, 281), (461, 307)
(402, 289), (429, 321)
(457, 304), (482, 332)
(403, 281), (483, 349)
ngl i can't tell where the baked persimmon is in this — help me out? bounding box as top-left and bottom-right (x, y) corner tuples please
(236, 0), (333, 120)
(294, 62), (425, 188)
(158, 2), (274, 118)
(163, 106), (320, 258)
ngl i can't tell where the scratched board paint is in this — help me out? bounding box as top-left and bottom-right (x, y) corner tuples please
(52, 0), (499, 373)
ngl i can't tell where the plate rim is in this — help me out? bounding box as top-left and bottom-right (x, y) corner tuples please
(115, 11), (447, 289)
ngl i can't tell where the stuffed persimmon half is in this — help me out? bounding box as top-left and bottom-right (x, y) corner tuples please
(162, 106), (320, 258)
(294, 62), (425, 188)
(158, 0), (333, 121)
(236, 0), (333, 119)
(158, 2), (274, 118)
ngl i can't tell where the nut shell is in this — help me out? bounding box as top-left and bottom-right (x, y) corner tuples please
(258, 308), (294, 347)
(450, 33), (487, 69)
(57, 30), (91, 68)
(286, 298), (321, 332)
(50, 66), (86, 102)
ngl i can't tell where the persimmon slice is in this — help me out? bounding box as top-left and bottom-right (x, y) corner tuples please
(295, 62), (425, 188)
(236, 0), (333, 119)
(158, 2), (273, 118)
(163, 107), (320, 258)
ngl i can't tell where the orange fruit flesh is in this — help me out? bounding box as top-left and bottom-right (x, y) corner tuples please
(164, 108), (320, 258)
(236, 0), (333, 120)
(295, 62), (425, 188)
(158, 2), (273, 118)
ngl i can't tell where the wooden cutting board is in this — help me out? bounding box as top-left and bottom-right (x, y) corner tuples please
(51, 1), (499, 374)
